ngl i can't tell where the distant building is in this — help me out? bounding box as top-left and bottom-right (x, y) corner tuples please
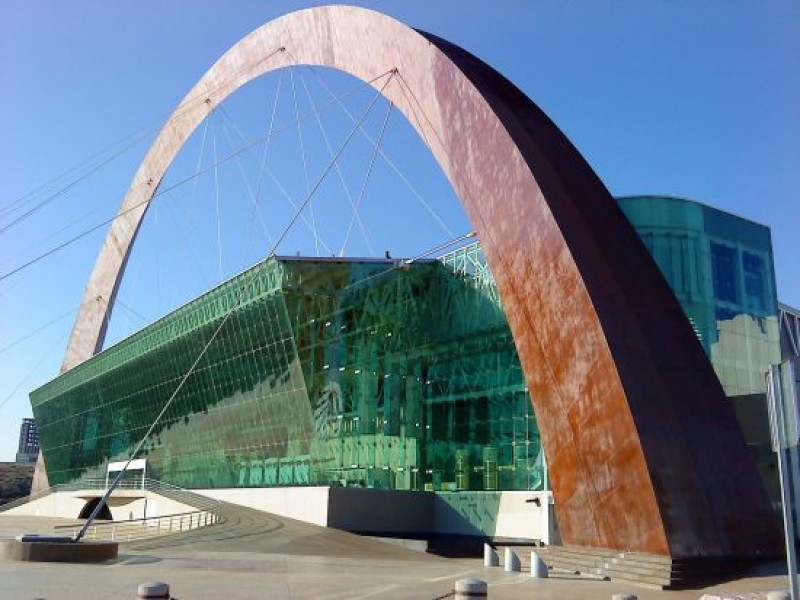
(16, 418), (39, 464)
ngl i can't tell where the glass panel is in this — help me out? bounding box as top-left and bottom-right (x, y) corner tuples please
(618, 196), (781, 398)
(742, 251), (767, 313)
(31, 244), (543, 492)
(710, 241), (739, 304)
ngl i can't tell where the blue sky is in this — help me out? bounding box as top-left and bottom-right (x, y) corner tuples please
(0, 1), (798, 461)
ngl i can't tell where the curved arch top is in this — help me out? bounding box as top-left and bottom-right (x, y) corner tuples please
(59, 5), (777, 558)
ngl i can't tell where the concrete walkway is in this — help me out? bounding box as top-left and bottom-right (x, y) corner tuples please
(0, 507), (792, 600)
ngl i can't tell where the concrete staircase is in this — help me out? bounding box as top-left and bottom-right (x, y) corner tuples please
(532, 545), (753, 589)
(524, 545), (615, 578)
(494, 544), (550, 573)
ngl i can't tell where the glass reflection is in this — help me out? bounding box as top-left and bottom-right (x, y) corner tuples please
(32, 244), (544, 492)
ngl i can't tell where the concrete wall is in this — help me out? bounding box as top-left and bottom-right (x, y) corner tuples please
(433, 491), (553, 543)
(105, 495), (193, 521)
(328, 488), (433, 536)
(494, 491), (553, 543)
(4, 492), (86, 519)
(197, 486), (553, 543)
(198, 486), (330, 526)
(6, 486), (554, 544)
(3, 490), (194, 521)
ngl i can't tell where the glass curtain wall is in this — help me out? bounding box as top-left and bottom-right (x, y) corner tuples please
(31, 245), (544, 492)
(617, 196), (781, 396)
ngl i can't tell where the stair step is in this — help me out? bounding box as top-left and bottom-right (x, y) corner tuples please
(607, 574), (670, 591)
(606, 562), (673, 577)
(533, 545), (767, 590)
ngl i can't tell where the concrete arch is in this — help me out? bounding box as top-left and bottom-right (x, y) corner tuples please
(59, 6), (776, 558)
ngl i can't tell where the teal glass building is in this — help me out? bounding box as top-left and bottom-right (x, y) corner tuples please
(31, 244), (544, 493)
(618, 195), (782, 504)
(617, 196), (781, 398)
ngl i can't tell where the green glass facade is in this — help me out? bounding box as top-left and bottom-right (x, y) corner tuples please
(617, 196), (781, 397)
(31, 195), (779, 501)
(31, 244), (544, 492)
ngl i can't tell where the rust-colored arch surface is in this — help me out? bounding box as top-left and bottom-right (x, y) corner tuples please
(59, 6), (777, 558)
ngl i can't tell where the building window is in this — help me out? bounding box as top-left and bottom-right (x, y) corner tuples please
(710, 242), (739, 304)
(742, 251), (767, 313)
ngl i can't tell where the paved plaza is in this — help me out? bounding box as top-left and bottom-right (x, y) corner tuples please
(0, 509), (792, 600)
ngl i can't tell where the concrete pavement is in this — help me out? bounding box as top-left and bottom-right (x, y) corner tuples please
(0, 508), (792, 600)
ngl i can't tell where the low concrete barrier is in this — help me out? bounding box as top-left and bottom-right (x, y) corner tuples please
(504, 547), (520, 572)
(454, 579), (487, 599)
(483, 543), (498, 567)
(0, 538), (118, 562)
(137, 581), (170, 599)
(530, 550), (548, 578)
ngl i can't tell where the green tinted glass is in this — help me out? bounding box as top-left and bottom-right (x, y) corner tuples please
(31, 244), (544, 491)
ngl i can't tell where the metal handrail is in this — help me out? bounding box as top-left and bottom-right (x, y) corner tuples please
(52, 508), (220, 542)
(2, 475), (224, 542)
(140, 479), (222, 512)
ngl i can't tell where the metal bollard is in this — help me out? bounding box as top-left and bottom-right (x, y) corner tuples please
(138, 581), (170, 599)
(504, 547), (520, 572)
(530, 551), (548, 578)
(483, 543), (499, 567)
(454, 578), (487, 599)
(611, 594), (637, 600)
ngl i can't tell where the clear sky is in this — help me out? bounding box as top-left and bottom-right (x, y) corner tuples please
(0, 1), (798, 462)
